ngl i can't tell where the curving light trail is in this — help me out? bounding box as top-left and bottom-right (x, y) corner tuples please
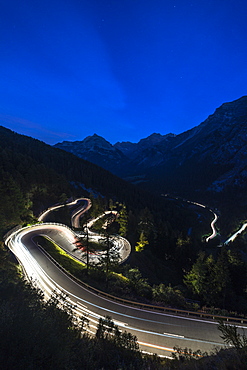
(6, 198), (247, 358)
(6, 223), (231, 357)
(205, 212), (218, 242)
(39, 198), (131, 265)
(225, 222), (247, 245)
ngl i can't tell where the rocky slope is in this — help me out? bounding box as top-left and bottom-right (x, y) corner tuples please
(137, 96), (247, 195)
(114, 133), (175, 159)
(54, 133), (130, 176)
(54, 96), (247, 199)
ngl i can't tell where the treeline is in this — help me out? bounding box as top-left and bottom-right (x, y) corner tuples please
(2, 123), (246, 314)
(85, 195), (208, 286)
(0, 242), (167, 369)
(0, 125), (204, 249)
(2, 126), (247, 367)
(0, 125), (162, 211)
(184, 245), (247, 314)
(80, 196), (247, 315)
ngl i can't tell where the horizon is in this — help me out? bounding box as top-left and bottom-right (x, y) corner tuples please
(2, 94), (245, 146)
(1, 1), (246, 145)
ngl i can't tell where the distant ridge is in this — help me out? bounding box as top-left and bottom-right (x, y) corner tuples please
(54, 96), (247, 203)
(114, 133), (176, 159)
(54, 133), (130, 176)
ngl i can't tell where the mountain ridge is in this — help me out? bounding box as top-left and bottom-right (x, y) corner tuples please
(54, 95), (247, 198)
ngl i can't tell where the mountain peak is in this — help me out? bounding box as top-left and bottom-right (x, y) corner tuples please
(213, 95), (247, 119)
(82, 134), (113, 150)
(114, 132), (176, 158)
(54, 133), (129, 175)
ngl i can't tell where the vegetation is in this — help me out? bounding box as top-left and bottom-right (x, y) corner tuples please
(0, 242), (168, 369)
(184, 247), (247, 313)
(2, 125), (247, 368)
(3, 235), (247, 369)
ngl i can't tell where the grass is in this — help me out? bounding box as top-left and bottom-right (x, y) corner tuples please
(33, 235), (87, 276)
(32, 235), (149, 302)
(33, 235), (126, 293)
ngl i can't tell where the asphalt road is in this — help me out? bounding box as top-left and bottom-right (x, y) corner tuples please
(6, 223), (236, 358)
(39, 198), (131, 265)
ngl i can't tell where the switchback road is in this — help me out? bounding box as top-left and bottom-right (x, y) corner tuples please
(6, 223), (241, 358)
(5, 198), (247, 358)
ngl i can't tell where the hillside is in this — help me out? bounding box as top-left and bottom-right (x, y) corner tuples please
(136, 96), (247, 193)
(53, 96), (247, 199)
(54, 133), (131, 176)
(1, 119), (247, 368)
(0, 125), (202, 243)
(0, 126), (144, 229)
(53, 96), (247, 235)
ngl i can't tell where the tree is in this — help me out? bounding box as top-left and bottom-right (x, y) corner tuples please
(138, 207), (154, 239)
(96, 315), (119, 340)
(96, 315), (139, 351)
(73, 228), (94, 273)
(96, 213), (120, 284)
(172, 346), (208, 362)
(117, 204), (128, 237)
(218, 319), (247, 350)
(126, 268), (152, 298)
(152, 283), (187, 309)
(184, 249), (233, 308)
(212, 249), (231, 308)
(135, 231), (149, 252)
(184, 251), (215, 305)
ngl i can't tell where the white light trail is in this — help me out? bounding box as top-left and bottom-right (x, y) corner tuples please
(225, 222), (247, 244)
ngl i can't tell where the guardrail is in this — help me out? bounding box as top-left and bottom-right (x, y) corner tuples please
(36, 235), (247, 325)
(5, 223), (247, 325)
(3, 225), (22, 242)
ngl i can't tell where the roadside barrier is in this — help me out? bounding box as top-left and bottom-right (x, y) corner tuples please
(5, 223), (247, 326)
(35, 233), (247, 325)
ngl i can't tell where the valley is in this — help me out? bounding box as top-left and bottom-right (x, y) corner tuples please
(55, 96), (247, 239)
(6, 197), (247, 358)
(1, 96), (247, 367)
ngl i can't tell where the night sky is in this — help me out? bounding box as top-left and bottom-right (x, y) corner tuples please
(1, 0), (246, 145)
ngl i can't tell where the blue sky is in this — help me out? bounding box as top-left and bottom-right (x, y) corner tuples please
(0, 0), (246, 144)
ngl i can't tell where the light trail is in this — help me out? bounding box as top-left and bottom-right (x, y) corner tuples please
(6, 225), (228, 357)
(206, 212), (218, 242)
(38, 198), (88, 222)
(8, 199), (247, 357)
(38, 198), (131, 265)
(163, 195), (219, 242)
(187, 200), (218, 242)
(225, 222), (247, 244)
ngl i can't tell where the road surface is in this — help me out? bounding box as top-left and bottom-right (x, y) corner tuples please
(6, 223), (242, 358)
(39, 198), (131, 265)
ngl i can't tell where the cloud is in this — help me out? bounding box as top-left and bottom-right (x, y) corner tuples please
(0, 114), (76, 142)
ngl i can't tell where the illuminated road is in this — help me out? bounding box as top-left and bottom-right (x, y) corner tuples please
(5, 198), (247, 357)
(39, 199), (131, 265)
(71, 198), (92, 228)
(184, 200), (218, 242)
(6, 223), (240, 358)
(163, 195), (219, 242)
(205, 211), (218, 242)
(225, 222), (247, 245)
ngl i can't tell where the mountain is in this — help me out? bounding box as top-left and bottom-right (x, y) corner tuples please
(1, 125), (195, 239)
(54, 133), (177, 175)
(54, 96), (247, 202)
(54, 133), (130, 176)
(53, 96), (247, 230)
(114, 133), (175, 159)
(135, 96), (247, 196)
(0, 127), (154, 213)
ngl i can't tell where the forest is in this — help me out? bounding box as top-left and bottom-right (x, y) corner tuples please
(1, 125), (247, 368)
